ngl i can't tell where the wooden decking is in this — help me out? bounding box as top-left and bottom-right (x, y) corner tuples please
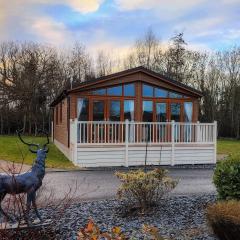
(66, 120), (217, 167)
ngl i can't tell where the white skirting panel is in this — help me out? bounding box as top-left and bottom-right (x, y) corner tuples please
(73, 144), (215, 168)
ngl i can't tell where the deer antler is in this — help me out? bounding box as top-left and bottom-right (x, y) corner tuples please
(16, 129), (39, 153)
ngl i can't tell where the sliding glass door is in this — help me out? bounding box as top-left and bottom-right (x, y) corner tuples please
(93, 100), (105, 121)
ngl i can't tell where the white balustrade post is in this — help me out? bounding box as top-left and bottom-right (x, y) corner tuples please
(171, 120), (175, 166)
(125, 119), (129, 167)
(213, 121), (217, 164)
(196, 121), (200, 142)
(70, 118), (78, 164)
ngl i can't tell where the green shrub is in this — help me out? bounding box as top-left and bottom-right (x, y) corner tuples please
(206, 201), (240, 240)
(213, 154), (240, 200)
(115, 168), (177, 209)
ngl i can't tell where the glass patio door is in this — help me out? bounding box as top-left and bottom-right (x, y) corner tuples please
(156, 102), (168, 142)
(156, 102), (167, 122)
(170, 102), (181, 142)
(93, 100), (106, 121)
(170, 103), (181, 122)
(92, 100), (106, 143)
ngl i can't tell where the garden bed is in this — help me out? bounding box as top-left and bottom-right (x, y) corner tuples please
(39, 194), (218, 239)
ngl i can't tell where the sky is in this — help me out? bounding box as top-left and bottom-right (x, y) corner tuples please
(0, 0), (240, 56)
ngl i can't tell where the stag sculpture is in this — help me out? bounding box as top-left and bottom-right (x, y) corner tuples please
(0, 130), (49, 225)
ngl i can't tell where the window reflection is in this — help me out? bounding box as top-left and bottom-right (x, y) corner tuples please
(107, 86), (122, 96)
(109, 101), (121, 121)
(169, 92), (183, 98)
(142, 84), (154, 97)
(124, 100), (134, 121)
(92, 89), (106, 95)
(77, 98), (89, 121)
(170, 103), (181, 122)
(156, 103), (167, 122)
(124, 84), (135, 96)
(184, 102), (192, 122)
(142, 101), (153, 122)
(155, 88), (168, 98)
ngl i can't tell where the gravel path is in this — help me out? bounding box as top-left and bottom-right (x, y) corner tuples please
(41, 168), (216, 200)
(41, 194), (217, 239)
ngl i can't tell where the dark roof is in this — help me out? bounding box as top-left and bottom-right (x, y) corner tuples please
(50, 66), (202, 107)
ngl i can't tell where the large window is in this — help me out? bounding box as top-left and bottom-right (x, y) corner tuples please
(107, 86), (122, 96)
(170, 103), (181, 122)
(77, 98), (89, 121)
(124, 100), (134, 121)
(184, 102), (193, 122)
(156, 103), (167, 122)
(169, 92), (183, 98)
(93, 100), (105, 121)
(109, 101), (121, 121)
(142, 101), (153, 122)
(155, 88), (168, 98)
(92, 89), (106, 95)
(124, 84), (135, 96)
(142, 84), (154, 97)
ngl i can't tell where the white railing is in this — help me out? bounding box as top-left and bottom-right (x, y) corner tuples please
(75, 120), (217, 145)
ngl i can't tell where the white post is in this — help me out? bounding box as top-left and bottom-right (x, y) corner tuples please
(213, 121), (217, 164)
(171, 120), (175, 166)
(70, 118), (78, 164)
(196, 121), (200, 142)
(125, 119), (129, 167)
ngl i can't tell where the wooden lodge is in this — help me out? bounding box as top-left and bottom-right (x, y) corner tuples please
(50, 66), (217, 167)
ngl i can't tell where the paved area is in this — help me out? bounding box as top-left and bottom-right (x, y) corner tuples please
(0, 160), (31, 173)
(41, 168), (216, 200)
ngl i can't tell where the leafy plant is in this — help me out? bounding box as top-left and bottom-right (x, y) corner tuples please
(77, 219), (126, 240)
(213, 154), (240, 200)
(115, 168), (177, 209)
(77, 220), (168, 240)
(206, 200), (240, 240)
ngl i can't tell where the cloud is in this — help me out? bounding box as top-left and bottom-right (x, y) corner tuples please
(0, 0), (105, 43)
(64, 0), (104, 14)
(175, 17), (225, 36)
(31, 18), (67, 45)
(115, 0), (207, 19)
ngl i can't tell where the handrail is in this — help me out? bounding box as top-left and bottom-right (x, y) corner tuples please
(75, 120), (217, 145)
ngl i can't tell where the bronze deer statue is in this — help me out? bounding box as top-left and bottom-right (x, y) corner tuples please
(0, 130), (49, 225)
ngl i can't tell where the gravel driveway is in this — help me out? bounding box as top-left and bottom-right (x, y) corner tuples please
(42, 168), (216, 200)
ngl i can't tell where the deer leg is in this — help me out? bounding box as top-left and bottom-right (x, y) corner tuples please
(24, 192), (34, 226)
(32, 192), (42, 222)
(0, 192), (15, 223)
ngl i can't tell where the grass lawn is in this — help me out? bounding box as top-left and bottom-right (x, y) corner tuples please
(217, 139), (240, 155)
(0, 135), (76, 169)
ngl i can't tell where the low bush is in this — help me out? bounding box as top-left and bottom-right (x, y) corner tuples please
(213, 154), (240, 200)
(115, 168), (177, 209)
(206, 200), (240, 240)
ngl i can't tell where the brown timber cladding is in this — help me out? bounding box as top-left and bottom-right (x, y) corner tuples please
(54, 98), (69, 147)
(53, 71), (200, 147)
